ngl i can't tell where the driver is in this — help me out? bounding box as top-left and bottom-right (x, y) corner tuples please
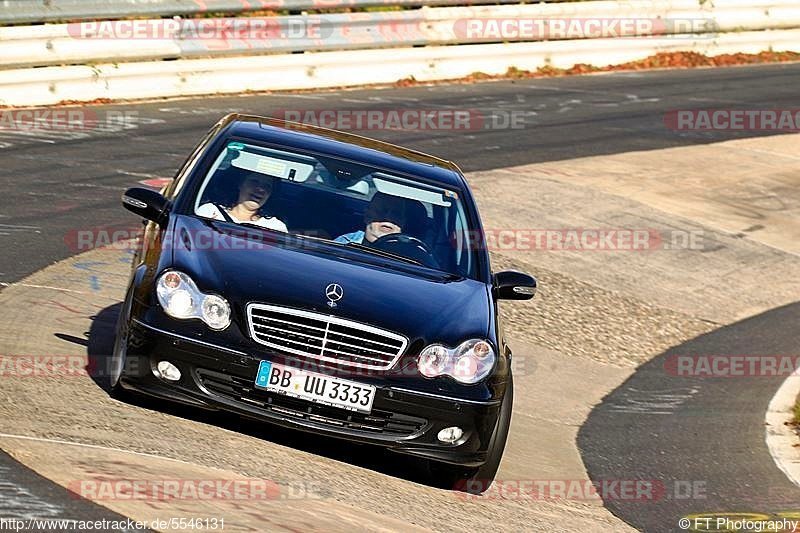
(335, 192), (406, 245)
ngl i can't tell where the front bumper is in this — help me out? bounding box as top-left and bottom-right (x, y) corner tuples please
(120, 319), (502, 466)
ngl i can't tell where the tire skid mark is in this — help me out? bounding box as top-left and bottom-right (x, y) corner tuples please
(0, 460), (65, 520)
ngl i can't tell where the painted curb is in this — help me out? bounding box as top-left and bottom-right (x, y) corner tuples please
(765, 374), (800, 488)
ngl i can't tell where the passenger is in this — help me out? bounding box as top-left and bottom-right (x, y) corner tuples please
(197, 172), (287, 232)
(335, 192), (406, 245)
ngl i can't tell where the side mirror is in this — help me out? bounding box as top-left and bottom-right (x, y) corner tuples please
(493, 270), (537, 300)
(122, 187), (169, 226)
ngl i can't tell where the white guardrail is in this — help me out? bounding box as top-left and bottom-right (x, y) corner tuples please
(1, 0), (799, 106)
(0, 0), (532, 24)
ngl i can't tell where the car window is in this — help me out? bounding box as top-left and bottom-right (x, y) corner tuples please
(192, 140), (480, 279)
(164, 124), (222, 200)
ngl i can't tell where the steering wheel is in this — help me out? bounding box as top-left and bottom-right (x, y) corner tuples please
(370, 233), (438, 268)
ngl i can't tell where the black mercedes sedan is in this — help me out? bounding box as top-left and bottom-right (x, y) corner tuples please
(113, 113), (536, 491)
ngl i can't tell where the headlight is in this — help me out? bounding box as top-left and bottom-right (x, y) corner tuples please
(201, 294), (231, 330)
(156, 271), (231, 330)
(417, 339), (496, 384)
(418, 345), (449, 378)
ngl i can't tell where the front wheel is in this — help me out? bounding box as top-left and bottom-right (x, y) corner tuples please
(428, 374), (514, 493)
(109, 287), (134, 395)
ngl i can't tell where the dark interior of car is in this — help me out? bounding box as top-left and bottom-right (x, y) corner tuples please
(197, 164), (468, 275)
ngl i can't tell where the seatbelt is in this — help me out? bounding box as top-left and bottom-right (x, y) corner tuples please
(215, 204), (236, 223)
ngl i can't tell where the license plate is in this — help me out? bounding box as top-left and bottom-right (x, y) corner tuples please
(254, 361), (376, 414)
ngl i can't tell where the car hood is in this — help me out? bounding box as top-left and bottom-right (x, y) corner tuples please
(170, 216), (492, 347)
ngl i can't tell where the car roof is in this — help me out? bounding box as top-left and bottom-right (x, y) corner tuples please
(221, 114), (467, 190)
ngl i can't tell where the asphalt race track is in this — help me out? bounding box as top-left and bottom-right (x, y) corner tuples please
(0, 451), (149, 532)
(0, 62), (799, 531)
(578, 302), (800, 532)
(1, 63), (799, 283)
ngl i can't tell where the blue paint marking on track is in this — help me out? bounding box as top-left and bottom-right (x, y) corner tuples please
(72, 261), (109, 272)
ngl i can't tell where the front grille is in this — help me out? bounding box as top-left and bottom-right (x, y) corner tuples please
(197, 369), (427, 437)
(247, 303), (407, 370)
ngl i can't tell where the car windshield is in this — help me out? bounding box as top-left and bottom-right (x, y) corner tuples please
(192, 140), (479, 279)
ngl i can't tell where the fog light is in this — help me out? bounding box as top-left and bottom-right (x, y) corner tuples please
(156, 361), (181, 381)
(437, 426), (463, 443)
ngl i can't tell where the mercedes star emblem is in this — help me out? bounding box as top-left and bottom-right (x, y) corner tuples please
(325, 283), (343, 308)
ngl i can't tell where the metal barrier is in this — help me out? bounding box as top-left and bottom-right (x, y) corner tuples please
(0, 0), (530, 24)
(2, 28), (799, 107)
(2, 0), (799, 69)
(0, 0), (798, 106)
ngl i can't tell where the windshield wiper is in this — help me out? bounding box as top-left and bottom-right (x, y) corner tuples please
(344, 242), (423, 266)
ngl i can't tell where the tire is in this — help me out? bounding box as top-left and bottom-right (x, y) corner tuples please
(109, 287), (134, 396)
(428, 373), (514, 493)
